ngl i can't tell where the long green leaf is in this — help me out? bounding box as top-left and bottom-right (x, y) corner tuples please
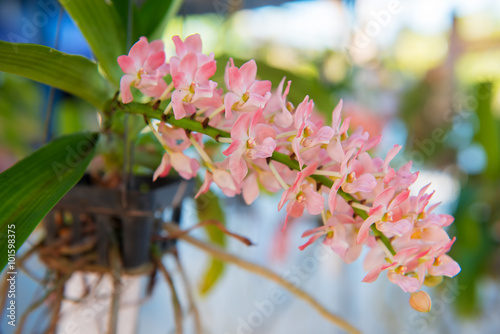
(0, 41), (113, 109)
(196, 189), (226, 295)
(60, 0), (126, 86)
(0, 132), (99, 270)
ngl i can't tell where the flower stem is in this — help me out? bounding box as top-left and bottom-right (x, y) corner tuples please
(269, 161), (290, 189)
(189, 135), (215, 171)
(208, 105), (225, 120)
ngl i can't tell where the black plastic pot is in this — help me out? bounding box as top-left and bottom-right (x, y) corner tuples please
(43, 175), (193, 271)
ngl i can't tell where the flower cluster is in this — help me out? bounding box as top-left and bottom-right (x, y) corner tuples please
(118, 34), (460, 311)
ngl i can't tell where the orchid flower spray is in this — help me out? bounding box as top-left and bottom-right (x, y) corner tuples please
(119, 34), (460, 312)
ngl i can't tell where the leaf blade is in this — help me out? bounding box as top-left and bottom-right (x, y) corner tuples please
(0, 132), (99, 270)
(196, 189), (227, 295)
(60, 0), (127, 86)
(0, 41), (113, 109)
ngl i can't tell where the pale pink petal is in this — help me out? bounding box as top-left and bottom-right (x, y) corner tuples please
(172, 35), (187, 57)
(314, 126), (335, 143)
(292, 137), (304, 169)
(120, 74), (136, 104)
(230, 113), (252, 141)
(387, 272), (421, 293)
(244, 92), (271, 110)
(274, 78), (293, 128)
(195, 170), (213, 198)
(184, 33), (202, 54)
(428, 255), (461, 277)
(328, 224), (349, 258)
(331, 99), (344, 130)
(299, 233), (324, 251)
(148, 39), (165, 54)
(229, 152), (248, 184)
(179, 52), (198, 82)
(170, 152), (199, 179)
(242, 172), (259, 205)
(362, 262), (393, 283)
(225, 60), (244, 95)
(287, 200), (305, 218)
(129, 36), (149, 65)
(301, 225), (330, 238)
(302, 185), (324, 215)
(252, 123), (275, 142)
(192, 81), (217, 101)
(139, 79), (167, 99)
(373, 187), (396, 210)
(195, 60), (217, 83)
(390, 190), (410, 209)
(153, 153), (171, 181)
(250, 80), (272, 96)
(343, 173), (377, 193)
(224, 92), (241, 119)
(213, 169), (238, 196)
(377, 219), (412, 237)
(117, 55), (137, 74)
(327, 139), (345, 163)
(278, 187), (294, 211)
(171, 89), (190, 119)
(239, 59), (257, 89)
(143, 51), (166, 72)
(222, 139), (243, 156)
(357, 215), (380, 244)
(384, 144), (402, 169)
(250, 137), (276, 159)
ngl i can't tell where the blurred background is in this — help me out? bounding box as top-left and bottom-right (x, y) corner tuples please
(1, 0), (500, 333)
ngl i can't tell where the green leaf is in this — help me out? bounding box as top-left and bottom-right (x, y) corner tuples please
(135, 0), (183, 40)
(196, 189), (227, 295)
(0, 132), (99, 270)
(198, 259), (225, 295)
(0, 41), (113, 109)
(60, 0), (127, 86)
(113, 0), (183, 42)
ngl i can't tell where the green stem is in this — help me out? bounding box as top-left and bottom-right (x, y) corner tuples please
(117, 101), (396, 255)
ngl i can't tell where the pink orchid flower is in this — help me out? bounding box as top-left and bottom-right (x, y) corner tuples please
(153, 151), (200, 181)
(222, 108), (276, 183)
(327, 150), (377, 214)
(169, 38), (218, 119)
(386, 161), (419, 191)
(423, 237), (461, 277)
(224, 59), (272, 119)
(326, 99), (350, 163)
(153, 124), (201, 180)
(300, 197), (363, 263)
(292, 96), (335, 169)
(241, 163), (281, 205)
(195, 168), (240, 198)
(118, 37), (169, 103)
(278, 163), (324, 230)
(363, 246), (429, 293)
(262, 77), (293, 128)
(357, 187), (413, 244)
